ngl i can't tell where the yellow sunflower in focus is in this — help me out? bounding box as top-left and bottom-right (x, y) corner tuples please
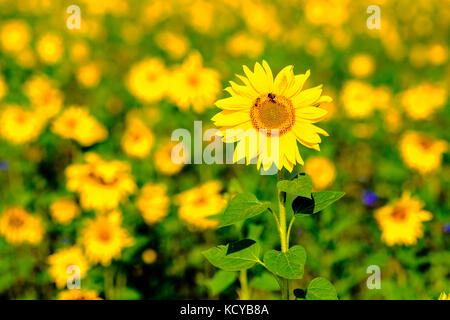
(58, 289), (102, 300)
(127, 58), (168, 103)
(49, 198), (80, 225)
(121, 117), (154, 158)
(0, 207), (45, 245)
(80, 211), (133, 266)
(375, 192), (432, 246)
(400, 131), (447, 174)
(48, 247), (89, 288)
(175, 181), (226, 230)
(304, 156), (336, 190)
(168, 52), (220, 113)
(65, 153), (136, 211)
(212, 61), (331, 172)
(0, 105), (44, 144)
(51, 106), (108, 147)
(137, 183), (169, 225)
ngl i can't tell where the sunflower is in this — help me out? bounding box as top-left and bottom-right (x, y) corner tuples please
(375, 192), (432, 246)
(80, 211), (133, 266)
(168, 52), (220, 113)
(48, 247), (89, 288)
(401, 83), (446, 120)
(400, 131), (447, 174)
(212, 61), (331, 172)
(304, 156), (336, 190)
(65, 153), (136, 211)
(121, 117), (154, 158)
(175, 181), (226, 230)
(0, 207), (45, 245)
(58, 289), (102, 300)
(36, 33), (63, 65)
(0, 20), (30, 53)
(24, 75), (63, 120)
(49, 198), (80, 225)
(154, 141), (186, 175)
(0, 105), (45, 144)
(137, 183), (169, 225)
(51, 106), (108, 147)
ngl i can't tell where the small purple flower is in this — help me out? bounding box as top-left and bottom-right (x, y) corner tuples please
(443, 223), (450, 233)
(361, 190), (378, 206)
(0, 160), (8, 171)
(61, 237), (70, 245)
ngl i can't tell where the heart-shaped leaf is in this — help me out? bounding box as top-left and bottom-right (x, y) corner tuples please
(277, 173), (312, 198)
(292, 191), (345, 215)
(203, 239), (260, 271)
(205, 271), (237, 296)
(306, 277), (338, 300)
(263, 245), (306, 279)
(219, 193), (270, 227)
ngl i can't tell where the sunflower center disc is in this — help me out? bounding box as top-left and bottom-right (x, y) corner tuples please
(250, 94), (295, 136)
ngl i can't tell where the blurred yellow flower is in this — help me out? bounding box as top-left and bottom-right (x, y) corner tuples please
(121, 117), (154, 158)
(400, 131), (447, 174)
(0, 74), (7, 101)
(0, 105), (44, 144)
(154, 141), (185, 176)
(127, 58), (168, 103)
(227, 33), (264, 58)
(1, 20), (30, 53)
(36, 33), (63, 64)
(175, 181), (226, 230)
(49, 198), (80, 225)
(401, 84), (446, 120)
(70, 41), (90, 63)
(137, 183), (169, 225)
(438, 292), (449, 300)
(65, 153), (136, 211)
(76, 62), (102, 88)
(48, 247), (89, 288)
(0, 207), (44, 245)
(428, 44), (448, 65)
(340, 80), (375, 118)
(348, 54), (375, 78)
(58, 289), (102, 300)
(24, 75), (63, 119)
(168, 52), (220, 113)
(155, 30), (189, 59)
(304, 0), (349, 27)
(305, 156), (336, 190)
(142, 249), (158, 264)
(51, 106), (108, 146)
(212, 61), (331, 171)
(375, 192), (432, 246)
(80, 211), (133, 266)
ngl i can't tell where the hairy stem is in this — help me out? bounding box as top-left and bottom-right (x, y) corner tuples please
(277, 171), (290, 300)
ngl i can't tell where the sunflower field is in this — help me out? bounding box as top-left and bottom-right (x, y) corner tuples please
(0, 0), (449, 301)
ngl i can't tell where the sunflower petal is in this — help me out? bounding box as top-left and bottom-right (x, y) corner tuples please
(291, 85), (323, 107)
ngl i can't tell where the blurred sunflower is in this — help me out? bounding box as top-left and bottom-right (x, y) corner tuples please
(49, 198), (80, 225)
(375, 192), (432, 246)
(127, 58), (168, 103)
(304, 156), (336, 190)
(36, 33), (63, 65)
(340, 80), (375, 118)
(65, 153), (136, 211)
(401, 84), (447, 119)
(76, 62), (102, 88)
(0, 105), (44, 144)
(58, 289), (102, 300)
(0, 207), (44, 245)
(137, 183), (169, 225)
(0, 20), (30, 53)
(154, 141), (186, 175)
(400, 131), (447, 174)
(175, 181), (226, 230)
(48, 247), (89, 288)
(212, 61), (331, 171)
(80, 211), (133, 266)
(51, 106), (108, 146)
(24, 75), (63, 120)
(121, 117), (154, 158)
(168, 52), (220, 113)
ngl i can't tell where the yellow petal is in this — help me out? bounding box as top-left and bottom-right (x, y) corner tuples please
(215, 96), (251, 110)
(211, 110), (250, 126)
(273, 65), (294, 95)
(291, 85), (323, 107)
(296, 107), (328, 122)
(262, 60), (274, 91)
(285, 70), (310, 98)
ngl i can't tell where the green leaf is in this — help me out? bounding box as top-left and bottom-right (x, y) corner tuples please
(219, 193), (270, 227)
(292, 191), (345, 215)
(277, 173), (312, 198)
(203, 239), (260, 271)
(115, 287), (142, 300)
(205, 271), (237, 296)
(263, 245), (306, 279)
(250, 272), (280, 291)
(306, 277), (338, 300)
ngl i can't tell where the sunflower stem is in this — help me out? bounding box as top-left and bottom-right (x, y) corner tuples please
(277, 171), (290, 300)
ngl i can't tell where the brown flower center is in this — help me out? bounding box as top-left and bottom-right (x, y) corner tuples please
(250, 93), (295, 136)
(97, 228), (111, 242)
(8, 215), (25, 228)
(391, 206), (407, 221)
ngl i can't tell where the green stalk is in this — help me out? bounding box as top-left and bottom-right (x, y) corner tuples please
(277, 171), (290, 300)
(238, 269), (250, 300)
